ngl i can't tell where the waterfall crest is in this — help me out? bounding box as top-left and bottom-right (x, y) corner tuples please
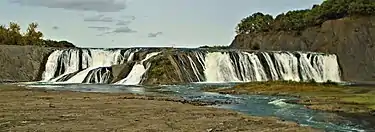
(40, 48), (342, 85)
(173, 51), (341, 83)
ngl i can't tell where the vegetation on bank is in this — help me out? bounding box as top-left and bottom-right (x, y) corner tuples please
(236, 0), (375, 34)
(208, 81), (375, 114)
(0, 22), (75, 48)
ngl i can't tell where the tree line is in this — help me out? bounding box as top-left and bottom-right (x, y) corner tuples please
(236, 0), (375, 34)
(0, 22), (75, 48)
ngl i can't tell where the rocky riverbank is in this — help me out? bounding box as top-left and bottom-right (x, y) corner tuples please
(0, 84), (319, 132)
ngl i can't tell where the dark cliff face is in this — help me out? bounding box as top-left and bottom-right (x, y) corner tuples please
(230, 16), (375, 82)
(0, 45), (56, 82)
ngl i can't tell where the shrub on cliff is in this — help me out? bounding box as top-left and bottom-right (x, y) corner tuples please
(236, 12), (274, 34)
(236, 0), (375, 34)
(0, 22), (75, 48)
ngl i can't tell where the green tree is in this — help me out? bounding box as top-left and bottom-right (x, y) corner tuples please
(8, 22), (21, 33)
(0, 21), (75, 47)
(0, 25), (7, 44)
(273, 9), (311, 31)
(236, 12), (273, 34)
(348, 0), (375, 15)
(236, 0), (375, 34)
(24, 22), (43, 45)
(6, 22), (23, 45)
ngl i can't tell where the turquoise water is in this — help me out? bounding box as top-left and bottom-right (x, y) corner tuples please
(19, 82), (372, 132)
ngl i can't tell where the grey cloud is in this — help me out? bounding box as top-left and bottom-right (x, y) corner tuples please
(115, 16), (135, 25)
(88, 26), (111, 31)
(112, 27), (136, 33)
(148, 32), (163, 38)
(9, 0), (127, 12)
(52, 26), (59, 30)
(84, 14), (114, 22)
(116, 20), (131, 26)
(97, 26), (136, 36)
(121, 15), (136, 20)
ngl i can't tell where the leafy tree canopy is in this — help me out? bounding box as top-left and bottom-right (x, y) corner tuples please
(236, 0), (375, 34)
(0, 22), (75, 48)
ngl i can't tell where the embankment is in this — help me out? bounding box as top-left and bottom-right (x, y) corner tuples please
(0, 45), (57, 82)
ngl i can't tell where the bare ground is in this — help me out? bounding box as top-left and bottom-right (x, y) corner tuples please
(0, 85), (320, 132)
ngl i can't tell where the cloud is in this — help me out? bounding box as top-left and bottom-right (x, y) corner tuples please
(88, 26), (111, 31)
(52, 26), (59, 30)
(114, 15), (136, 25)
(112, 27), (136, 33)
(97, 26), (136, 36)
(121, 15), (136, 20)
(84, 14), (114, 22)
(9, 0), (128, 12)
(116, 20), (131, 26)
(148, 32), (163, 38)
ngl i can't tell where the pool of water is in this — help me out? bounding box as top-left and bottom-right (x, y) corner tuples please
(17, 82), (372, 132)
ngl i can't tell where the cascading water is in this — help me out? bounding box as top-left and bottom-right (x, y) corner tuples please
(82, 67), (113, 84)
(115, 63), (147, 85)
(233, 52), (268, 82)
(176, 51), (341, 83)
(260, 52), (279, 80)
(40, 48), (341, 84)
(41, 48), (138, 84)
(271, 52), (300, 81)
(115, 52), (160, 85)
(201, 51), (341, 83)
(203, 52), (241, 82)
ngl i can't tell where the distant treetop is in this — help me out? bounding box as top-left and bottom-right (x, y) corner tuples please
(0, 22), (75, 48)
(236, 0), (375, 34)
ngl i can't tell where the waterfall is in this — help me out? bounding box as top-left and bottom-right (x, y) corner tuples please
(260, 52), (279, 80)
(114, 63), (147, 85)
(201, 51), (341, 83)
(40, 48), (341, 84)
(115, 52), (160, 85)
(171, 51), (206, 82)
(168, 50), (339, 83)
(82, 67), (113, 84)
(204, 52), (240, 82)
(235, 52), (268, 81)
(272, 52), (300, 81)
(41, 48), (138, 84)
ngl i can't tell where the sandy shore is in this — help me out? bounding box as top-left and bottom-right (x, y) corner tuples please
(0, 85), (319, 132)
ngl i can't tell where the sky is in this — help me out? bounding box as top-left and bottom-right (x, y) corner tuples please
(0, 0), (324, 48)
